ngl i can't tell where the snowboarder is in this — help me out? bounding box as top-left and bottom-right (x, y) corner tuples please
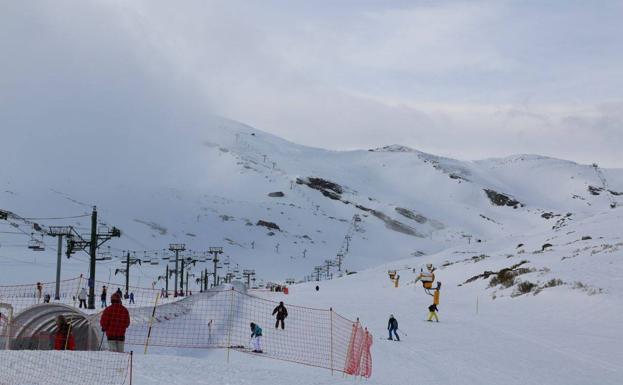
(387, 314), (400, 341)
(427, 304), (439, 322)
(54, 315), (75, 350)
(100, 286), (108, 308)
(250, 322), (263, 353)
(78, 287), (87, 308)
(100, 293), (130, 352)
(129, 292), (135, 304)
(272, 301), (288, 329)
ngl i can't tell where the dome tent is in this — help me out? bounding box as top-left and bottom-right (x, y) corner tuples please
(2, 303), (100, 350)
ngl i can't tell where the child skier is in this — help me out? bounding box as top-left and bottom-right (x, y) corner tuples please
(387, 314), (400, 341)
(427, 304), (439, 322)
(249, 322), (263, 353)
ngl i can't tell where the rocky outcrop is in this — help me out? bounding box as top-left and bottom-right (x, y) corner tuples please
(484, 189), (523, 208)
(296, 177), (343, 200)
(256, 220), (281, 231)
(268, 191), (285, 197)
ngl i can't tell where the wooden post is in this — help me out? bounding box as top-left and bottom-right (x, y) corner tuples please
(144, 293), (160, 354)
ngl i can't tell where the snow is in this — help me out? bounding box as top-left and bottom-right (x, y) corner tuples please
(1, 118), (622, 384)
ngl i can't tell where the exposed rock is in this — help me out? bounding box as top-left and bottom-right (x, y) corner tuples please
(256, 220), (281, 231)
(541, 243), (553, 251)
(588, 186), (603, 195)
(484, 189), (523, 208)
(541, 212), (555, 219)
(268, 191), (285, 198)
(581, 236), (592, 240)
(609, 189), (623, 196)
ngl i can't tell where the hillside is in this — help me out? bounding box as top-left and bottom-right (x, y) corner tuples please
(2, 116), (622, 288)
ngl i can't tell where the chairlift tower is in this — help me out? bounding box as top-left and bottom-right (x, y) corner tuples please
(243, 269), (256, 287)
(47, 226), (74, 300)
(169, 244), (186, 297)
(208, 247), (223, 288)
(65, 207), (121, 309)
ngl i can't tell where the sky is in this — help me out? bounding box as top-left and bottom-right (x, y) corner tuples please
(1, 0), (622, 167)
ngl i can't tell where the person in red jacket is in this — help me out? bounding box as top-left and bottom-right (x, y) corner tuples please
(100, 292), (130, 352)
(54, 315), (75, 350)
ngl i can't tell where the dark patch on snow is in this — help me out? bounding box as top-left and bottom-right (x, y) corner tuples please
(256, 220), (281, 231)
(541, 243), (553, 251)
(581, 236), (592, 240)
(395, 207), (427, 224)
(268, 192), (285, 198)
(483, 189), (523, 208)
(609, 189), (623, 196)
(588, 185), (603, 195)
(371, 210), (423, 237)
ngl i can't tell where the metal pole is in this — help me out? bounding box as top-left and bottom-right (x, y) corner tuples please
(125, 251), (130, 296)
(54, 235), (63, 300)
(180, 259), (185, 296)
(165, 265), (169, 296)
(88, 206), (97, 309)
(174, 250), (179, 297)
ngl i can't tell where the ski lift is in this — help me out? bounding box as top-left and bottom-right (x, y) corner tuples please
(97, 246), (112, 261)
(28, 233), (45, 251)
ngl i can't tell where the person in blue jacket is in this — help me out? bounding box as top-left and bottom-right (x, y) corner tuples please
(388, 314), (400, 341)
(250, 322), (263, 353)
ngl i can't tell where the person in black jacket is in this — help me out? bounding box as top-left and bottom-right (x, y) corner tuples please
(387, 314), (400, 341)
(272, 301), (288, 329)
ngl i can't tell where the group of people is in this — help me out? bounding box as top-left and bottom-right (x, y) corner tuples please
(247, 301), (289, 353)
(100, 286), (134, 308)
(54, 291), (131, 353)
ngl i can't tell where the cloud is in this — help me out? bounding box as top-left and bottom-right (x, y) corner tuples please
(1, 1), (621, 168)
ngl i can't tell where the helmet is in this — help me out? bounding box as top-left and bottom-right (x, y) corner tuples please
(426, 263), (433, 271)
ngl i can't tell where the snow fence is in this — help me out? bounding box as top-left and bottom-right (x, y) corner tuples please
(0, 278), (373, 380)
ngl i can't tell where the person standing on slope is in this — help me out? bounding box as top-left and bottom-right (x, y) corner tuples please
(54, 315), (75, 350)
(427, 304), (439, 322)
(100, 286), (108, 308)
(78, 287), (87, 308)
(100, 293), (131, 352)
(250, 322), (263, 353)
(387, 314), (400, 341)
(272, 301), (288, 330)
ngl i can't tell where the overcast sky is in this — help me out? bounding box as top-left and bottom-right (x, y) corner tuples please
(1, 1), (622, 167)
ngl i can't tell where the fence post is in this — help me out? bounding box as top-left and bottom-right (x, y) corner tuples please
(144, 293), (160, 354)
(130, 351), (133, 385)
(330, 307), (334, 376)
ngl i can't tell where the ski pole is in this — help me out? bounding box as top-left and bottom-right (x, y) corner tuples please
(98, 331), (105, 350)
(398, 329), (408, 337)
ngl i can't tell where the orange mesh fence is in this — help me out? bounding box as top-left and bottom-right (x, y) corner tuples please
(1, 279), (373, 378)
(93, 285), (373, 377)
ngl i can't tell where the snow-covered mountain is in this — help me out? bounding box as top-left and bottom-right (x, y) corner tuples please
(2, 116), (622, 288)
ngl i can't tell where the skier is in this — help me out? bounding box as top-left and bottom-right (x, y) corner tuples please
(115, 287), (123, 298)
(315, 285), (319, 292)
(100, 293), (130, 352)
(387, 314), (400, 341)
(129, 292), (135, 304)
(427, 304), (439, 322)
(78, 287), (87, 308)
(54, 315), (75, 350)
(43, 293), (51, 303)
(249, 322), (263, 353)
(100, 286), (108, 308)
(272, 301), (288, 329)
